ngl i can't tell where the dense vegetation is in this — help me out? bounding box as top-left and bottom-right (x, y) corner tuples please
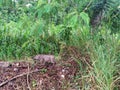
(0, 0), (120, 89)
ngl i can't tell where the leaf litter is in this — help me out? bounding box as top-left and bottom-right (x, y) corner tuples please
(0, 46), (91, 90)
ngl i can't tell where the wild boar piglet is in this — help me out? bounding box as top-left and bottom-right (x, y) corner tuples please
(33, 54), (55, 64)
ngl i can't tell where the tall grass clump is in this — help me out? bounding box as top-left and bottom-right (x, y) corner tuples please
(70, 12), (91, 51)
(89, 28), (120, 90)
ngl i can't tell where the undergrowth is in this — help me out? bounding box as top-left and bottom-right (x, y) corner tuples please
(0, 0), (120, 89)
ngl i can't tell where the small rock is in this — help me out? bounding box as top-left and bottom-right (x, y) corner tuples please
(13, 68), (19, 72)
(61, 74), (65, 79)
(0, 61), (11, 68)
(62, 69), (65, 73)
(16, 63), (20, 66)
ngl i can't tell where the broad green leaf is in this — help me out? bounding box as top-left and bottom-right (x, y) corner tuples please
(69, 14), (78, 27)
(80, 12), (90, 25)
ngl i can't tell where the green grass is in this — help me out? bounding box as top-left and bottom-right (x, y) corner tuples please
(0, 0), (120, 89)
(0, 17), (59, 60)
(88, 29), (120, 90)
(70, 27), (120, 89)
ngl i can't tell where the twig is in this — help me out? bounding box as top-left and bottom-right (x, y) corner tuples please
(83, 0), (92, 12)
(27, 64), (31, 90)
(0, 69), (40, 87)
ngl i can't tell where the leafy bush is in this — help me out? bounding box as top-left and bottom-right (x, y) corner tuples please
(0, 1), (120, 89)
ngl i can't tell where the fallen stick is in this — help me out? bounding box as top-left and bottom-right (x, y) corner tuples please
(0, 69), (40, 87)
(27, 64), (31, 90)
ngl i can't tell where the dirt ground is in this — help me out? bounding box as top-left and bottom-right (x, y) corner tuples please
(0, 46), (91, 90)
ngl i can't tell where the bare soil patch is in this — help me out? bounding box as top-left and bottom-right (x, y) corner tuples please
(0, 46), (91, 90)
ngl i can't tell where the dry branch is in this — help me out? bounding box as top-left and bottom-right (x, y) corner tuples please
(0, 69), (40, 87)
(27, 64), (31, 90)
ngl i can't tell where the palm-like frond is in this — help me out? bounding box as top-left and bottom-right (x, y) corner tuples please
(90, 0), (120, 31)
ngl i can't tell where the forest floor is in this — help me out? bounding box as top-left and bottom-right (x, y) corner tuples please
(0, 46), (91, 90)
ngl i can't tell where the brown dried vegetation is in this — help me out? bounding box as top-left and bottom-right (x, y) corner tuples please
(0, 46), (91, 90)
